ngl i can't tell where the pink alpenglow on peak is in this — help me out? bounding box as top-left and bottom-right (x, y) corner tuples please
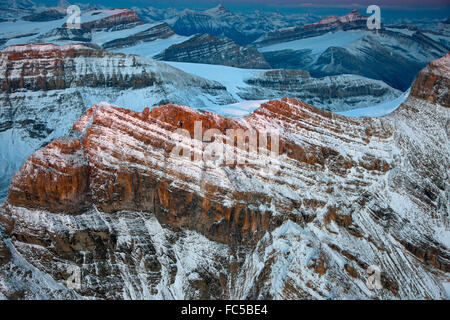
(313, 9), (367, 25)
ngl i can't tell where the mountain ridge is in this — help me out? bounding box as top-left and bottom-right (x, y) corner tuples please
(0, 51), (448, 299)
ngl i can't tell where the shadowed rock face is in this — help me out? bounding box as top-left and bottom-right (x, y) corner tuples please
(23, 8), (66, 22)
(0, 42), (237, 204)
(242, 70), (402, 112)
(154, 33), (271, 69)
(6, 98), (398, 245)
(0, 54), (449, 300)
(255, 9), (368, 47)
(37, 27), (93, 42)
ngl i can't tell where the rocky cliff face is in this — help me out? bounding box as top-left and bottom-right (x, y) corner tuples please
(76, 10), (143, 32)
(0, 43), (235, 201)
(255, 10), (367, 47)
(256, 12), (449, 91)
(102, 22), (176, 50)
(23, 8), (66, 22)
(0, 54), (448, 299)
(0, 43), (158, 90)
(242, 70), (402, 111)
(154, 33), (271, 69)
(410, 52), (450, 106)
(0, 43), (230, 92)
(162, 4), (320, 45)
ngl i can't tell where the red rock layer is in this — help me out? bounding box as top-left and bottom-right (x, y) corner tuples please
(7, 138), (91, 214)
(0, 43), (160, 91)
(7, 98), (394, 245)
(410, 52), (450, 107)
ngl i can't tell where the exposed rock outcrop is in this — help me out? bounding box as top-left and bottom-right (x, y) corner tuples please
(0, 47), (449, 301)
(23, 8), (66, 22)
(7, 138), (91, 214)
(102, 22), (175, 49)
(255, 9), (368, 47)
(155, 33), (271, 69)
(67, 9), (143, 32)
(0, 43), (235, 201)
(410, 52), (450, 106)
(242, 70), (402, 111)
(0, 43), (230, 92)
(0, 43), (158, 90)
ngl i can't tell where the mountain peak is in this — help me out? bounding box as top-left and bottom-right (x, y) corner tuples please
(215, 4), (227, 11)
(340, 9), (366, 23)
(205, 3), (230, 15)
(410, 51), (450, 106)
(314, 9), (366, 25)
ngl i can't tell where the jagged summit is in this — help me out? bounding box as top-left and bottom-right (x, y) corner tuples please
(2, 43), (91, 53)
(429, 51), (450, 74)
(313, 9), (366, 25)
(410, 51), (450, 106)
(205, 3), (231, 15)
(154, 33), (271, 69)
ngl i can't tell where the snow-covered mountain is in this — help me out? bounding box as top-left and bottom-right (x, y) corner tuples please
(0, 0), (37, 20)
(0, 43), (235, 201)
(438, 18), (450, 36)
(163, 62), (403, 113)
(255, 9), (368, 47)
(1, 6), (447, 94)
(0, 52), (448, 299)
(154, 33), (271, 69)
(135, 4), (321, 45)
(0, 8), (191, 60)
(256, 10), (450, 91)
(0, 8), (146, 49)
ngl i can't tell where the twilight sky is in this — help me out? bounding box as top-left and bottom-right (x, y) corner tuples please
(38, 0), (450, 9)
(181, 0), (449, 6)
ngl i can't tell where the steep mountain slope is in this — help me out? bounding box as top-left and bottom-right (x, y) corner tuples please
(164, 62), (402, 113)
(256, 10), (450, 91)
(71, 9), (143, 32)
(0, 0), (36, 20)
(241, 70), (402, 111)
(101, 22), (176, 49)
(255, 9), (368, 47)
(0, 43), (234, 200)
(0, 8), (189, 59)
(0, 9), (147, 49)
(0, 53), (448, 300)
(23, 8), (66, 22)
(154, 33), (270, 69)
(143, 4), (321, 45)
(438, 18), (450, 36)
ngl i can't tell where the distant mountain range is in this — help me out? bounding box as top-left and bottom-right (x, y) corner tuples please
(1, 5), (448, 92)
(135, 4), (322, 45)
